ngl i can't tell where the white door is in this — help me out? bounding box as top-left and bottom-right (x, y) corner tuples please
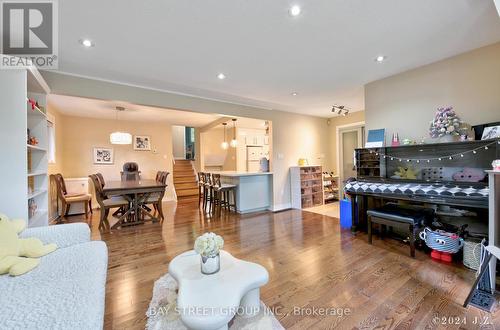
(172, 125), (186, 159)
(339, 126), (364, 194)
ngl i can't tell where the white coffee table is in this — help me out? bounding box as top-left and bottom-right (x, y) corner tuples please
(168, 250), (269, 330)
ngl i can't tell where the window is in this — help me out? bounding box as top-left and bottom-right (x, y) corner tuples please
(47, 118), (56, 164)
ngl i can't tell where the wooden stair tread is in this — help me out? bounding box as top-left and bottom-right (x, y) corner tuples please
(175, 183), (198, 189)
(174, 178), (197, 183)
(176, 189), (199, 197)
(173, 160), (199, 199)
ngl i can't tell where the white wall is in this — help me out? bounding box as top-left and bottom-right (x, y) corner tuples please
(365, 42), (500, 142)
(172, 125), (186, 159)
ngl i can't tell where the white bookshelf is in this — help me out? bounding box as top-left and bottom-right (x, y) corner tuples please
(290, 166), (324, 209)
(0, 65), (50, 227)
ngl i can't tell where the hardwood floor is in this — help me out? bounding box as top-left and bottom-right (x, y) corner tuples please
(62, 200), (500, 330)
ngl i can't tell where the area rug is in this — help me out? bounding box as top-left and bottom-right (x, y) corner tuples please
(146, 273), (284, 330)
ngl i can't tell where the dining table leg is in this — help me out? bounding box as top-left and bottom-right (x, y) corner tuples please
(112, 202), (134, 229)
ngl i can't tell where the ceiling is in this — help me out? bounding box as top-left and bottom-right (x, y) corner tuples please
(209, 117), (269, 131)
(48, 94), (270, 129)
(48, 94), (220, 127)
(57, 0), (500, 117)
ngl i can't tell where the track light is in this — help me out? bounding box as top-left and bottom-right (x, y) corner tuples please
(332, 105), (350, 116)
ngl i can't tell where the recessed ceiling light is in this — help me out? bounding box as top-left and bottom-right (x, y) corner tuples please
(289, 5), (301, 17)
(291, 92), (298, 96)
(375, 55), (387, 63)
(80, 39), (94, 47)
(217, 73), (226, 80)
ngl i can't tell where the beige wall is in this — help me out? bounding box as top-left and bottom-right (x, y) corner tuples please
(42, 71), (331, 210)
(200, 127), (237, 171)
(59, 115), (175, 200)
(365, 42), (500, 142)
(327, 111), (365, 174)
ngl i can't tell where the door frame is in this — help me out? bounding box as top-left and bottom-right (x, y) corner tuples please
(336, 121), (365, 191)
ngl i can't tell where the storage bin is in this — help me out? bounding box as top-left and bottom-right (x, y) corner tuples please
(340, 198), (352, 229)
(419, 227), (464, 254)
(463, 238), (484, 270)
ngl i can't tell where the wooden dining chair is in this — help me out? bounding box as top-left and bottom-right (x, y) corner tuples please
(147, 171), (169, 222)
(96, 173), (105, 188)
(89, 174), (129, 230)
(155, 170), (163, 182)
(53, 173), (92, 220)
(95, 172), (127, 217)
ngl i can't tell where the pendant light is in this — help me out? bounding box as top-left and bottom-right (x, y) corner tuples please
(221, 122), (229, 150)
(110, 106), (132, 145)
(230, 118), (238, 148)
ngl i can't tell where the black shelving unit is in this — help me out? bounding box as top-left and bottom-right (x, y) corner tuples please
(355, 138), (500, 185)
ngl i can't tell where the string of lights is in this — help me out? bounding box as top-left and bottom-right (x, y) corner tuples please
(367, 140), (500, 163)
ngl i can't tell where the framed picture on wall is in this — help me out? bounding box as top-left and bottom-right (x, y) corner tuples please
(93, 147), (114, 164)
(134, 135), (151, 150)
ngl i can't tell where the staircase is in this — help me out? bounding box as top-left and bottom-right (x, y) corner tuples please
(173, 159), (199, 202)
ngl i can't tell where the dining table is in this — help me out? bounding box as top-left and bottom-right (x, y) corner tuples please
(102, 179), (167, 228)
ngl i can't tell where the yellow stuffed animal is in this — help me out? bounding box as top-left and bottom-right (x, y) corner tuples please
(394, 166), (418, 180)
(0, 214), (57, 276)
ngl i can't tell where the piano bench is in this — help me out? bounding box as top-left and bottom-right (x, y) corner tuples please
(367, 205), (433, 258)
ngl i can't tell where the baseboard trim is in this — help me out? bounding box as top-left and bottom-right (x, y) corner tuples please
(270, 203), (292, 212)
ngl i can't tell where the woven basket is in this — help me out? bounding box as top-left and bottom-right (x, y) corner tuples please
(463, 239), (483, 270)
(419, 227), (464, 254)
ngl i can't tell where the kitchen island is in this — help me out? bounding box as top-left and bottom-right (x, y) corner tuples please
(213, 171), (273, 214)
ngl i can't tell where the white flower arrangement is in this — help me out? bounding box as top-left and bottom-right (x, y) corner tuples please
(194, 232), (224, 257)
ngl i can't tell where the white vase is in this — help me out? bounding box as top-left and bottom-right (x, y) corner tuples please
(200, 253), (220, 275)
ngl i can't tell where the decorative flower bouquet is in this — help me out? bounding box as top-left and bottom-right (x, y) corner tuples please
(429, 106), (462, 138)
(194, 232), (224, 257)
(195, 232), (224, 274)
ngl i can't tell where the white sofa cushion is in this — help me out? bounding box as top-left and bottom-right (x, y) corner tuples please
(20, 223), (91, 248)
(0, 240), (108, 330)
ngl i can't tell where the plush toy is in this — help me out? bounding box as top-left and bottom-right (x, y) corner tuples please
(394, 166), (418, 180)
(452, 168), (486, 182)
(0, 214), (57, 276)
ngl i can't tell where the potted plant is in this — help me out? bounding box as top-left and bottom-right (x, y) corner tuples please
(429, 106), (462, 143)
(194, 232), (224, 274)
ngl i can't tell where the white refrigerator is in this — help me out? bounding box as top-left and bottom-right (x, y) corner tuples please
(246, 146), (263, 172)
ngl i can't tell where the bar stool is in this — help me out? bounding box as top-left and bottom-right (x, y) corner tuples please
(203, 173), (214, 212)
(211, 174), (237, 215)
(198, 172), (205, 206)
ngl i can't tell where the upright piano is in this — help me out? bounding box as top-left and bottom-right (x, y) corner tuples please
(345, 139), (500, 235)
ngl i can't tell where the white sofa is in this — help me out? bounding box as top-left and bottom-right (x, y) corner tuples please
(0, 223), (108, 330)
